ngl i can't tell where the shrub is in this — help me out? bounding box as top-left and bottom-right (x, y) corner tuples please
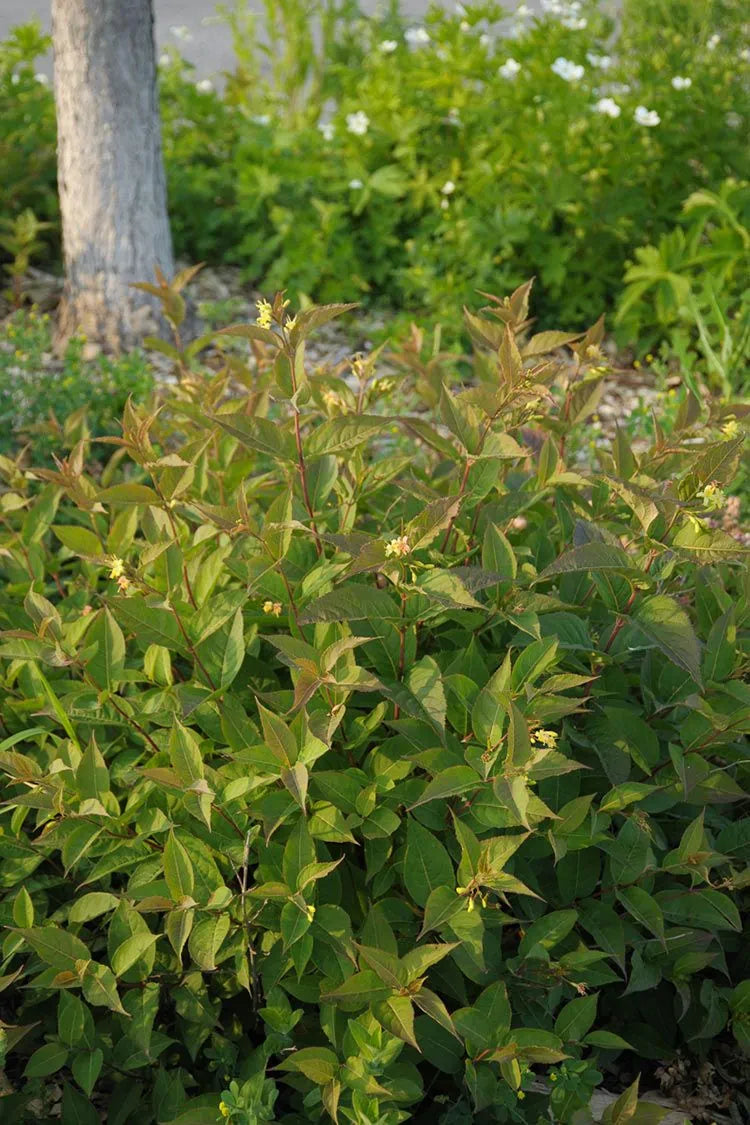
(0, 310), (155, 459)
(0, 283), (748, 1123)
(616, 178), (750, 396)
(2, 0), (748, 348)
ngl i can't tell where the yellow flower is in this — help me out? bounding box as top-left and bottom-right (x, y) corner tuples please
(285, 315), (297, 331)
(698, 482), (725, 512)
(256, 298), (273, 329)
(722, 418), (739, 439)
(385, 535), (410, 558)
(262, 600), (283, 617)
(107, 556), (125, 580)
(532, 728), (558, 749)
(219, 1103), (230, 1119)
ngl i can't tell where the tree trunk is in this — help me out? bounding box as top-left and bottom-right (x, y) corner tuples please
(52, 0), (174, 353)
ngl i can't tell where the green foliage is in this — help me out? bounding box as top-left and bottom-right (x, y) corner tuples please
(0, 310), (155, 459)
(0, 280), (748, 1123)
(616, 178), (750, 395)
(1, 1), (748, 346)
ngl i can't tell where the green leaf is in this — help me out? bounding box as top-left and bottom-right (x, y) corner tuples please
(58, 993), (96, 1050)
(86, 608), (126, 690)
(81, 962), (127, 1015)
(631, 595), (703, 687)
(280, 901), (313, 949)
(372, 994), (418, 1048)
(61, 1085), (100, 1125)
(169, 721), (204, 787)
(72, 1047), (103, 1096)
(52, 524), (103, 556)
(657, 888), (741, 932)
(68, 893), (120, 926)
(24, 1041), (69, 1078)
(98, 484), (161, 505)
(482, 523), (516, 580)
(616, 887), (664, 943)
(276, 1046), (339, 1084)
(584, 1030), (633, 1050)
(420, 886), (464, 936)
(211, 411), (296, 461)
(220, 607), (245, 688)
(13, 886), (34, 928)
(600, 782), (661, 813)
(409, 766), (480, 809)
(306, 415), (386, 457)
(107, 596), (186, 654)
(12, 925), (89, 971)
(554, 994), (598, 1042)
(188, 914), (231, 970)
(299, 586), (401, 624)
(539, 542), (636, 579)
(257, 702), (297, 767)
(404, 820), (454, 907)
(602, 1076), (639, 1125)
(164, 830), (195, 902)
(166, 908), (194, 962)
(321, 970), (393, 1008)
(407, 656), (446, 730)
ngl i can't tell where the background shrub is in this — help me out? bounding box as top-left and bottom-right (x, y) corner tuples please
(1, 0), (748, 347)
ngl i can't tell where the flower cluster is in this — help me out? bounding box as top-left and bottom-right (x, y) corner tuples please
(385, 535), (410, 558)
(498, 58), (521, 80)
(551, 57), (585, 82)
(107, 556), (130, 594)
(532, 728), (559, 749)
(634, 104), (660, 127)
(256, 298), (273, 329)
(262, 600), (283, 616)
(346, 110), (370, 136)
(594, 97), (621, 118)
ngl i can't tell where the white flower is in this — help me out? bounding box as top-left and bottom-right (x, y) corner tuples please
(441, 180), (456, 194)
(725, 111), (742, 128)
(447, 106), (462, 126)
(441, 198), (450, 210)
(516, 3), (531, 16)
(253, 114), (270, 125)
(346, 110), (370, 136)
(594, 97), (621, 118)
(318, 121), (335, 141)
(460, 20), (470, 32)
(169, 25), (193, 42)
(671, 75), (692, 90)
(551, 57), (585, 82)
(587, 52), (612, 70)
(349, 178), (364, 189)
(499, 57), (521, 79)
(479, 33), (492, 49)
(741, 48), (750, 62)
(634, 104), (660, 127)
(10, 73), (19, 85)
(34, 72), (49, 85)
(405, 27), (430, 47)
(454, 2), (467, 14)
(195, 78), (214, 93)
(562, 16), (587, 29)
(707, 33), (720, 50)
(158, 52), (171, 66)
(379, 39), (398, 53)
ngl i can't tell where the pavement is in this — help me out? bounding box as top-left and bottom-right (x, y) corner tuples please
(1, 1), (592, 78)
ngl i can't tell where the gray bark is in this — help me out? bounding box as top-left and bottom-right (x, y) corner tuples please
(52, 0), (174, 352)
